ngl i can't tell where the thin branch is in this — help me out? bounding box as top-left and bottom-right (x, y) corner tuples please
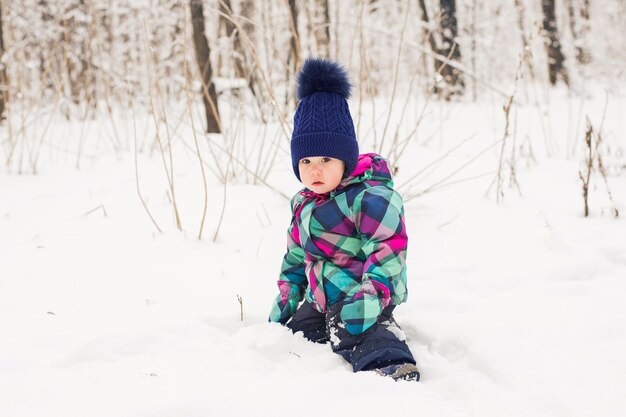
(183, 11), (209, 240)
(397, 134), (477, 191)
(379, 0), (411, 154)
(130, 83), (162, 234)
(405, 138), (504, 199)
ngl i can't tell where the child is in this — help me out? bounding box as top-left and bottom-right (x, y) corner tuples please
(269, 58), (419, 382)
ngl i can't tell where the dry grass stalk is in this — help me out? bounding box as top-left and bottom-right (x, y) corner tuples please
(237, 294), (244, 322)
(578, 91), (619, 219)
(594, 131), (619, 218)
(579, 121), (593, 217)
(213, 126), (236, 243)
(130, 84), (162, 234)
(142, 19), (182, 231)
(83, 205), (108, 217)
(183, 13), (209, 241)
(485, 56), (523, 203)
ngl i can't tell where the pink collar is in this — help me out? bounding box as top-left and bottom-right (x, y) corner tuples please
(294, 190), (330, 221)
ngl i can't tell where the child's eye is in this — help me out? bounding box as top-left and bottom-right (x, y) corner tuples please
(300, 158), (310, 164)
(321, 157), (332, 163)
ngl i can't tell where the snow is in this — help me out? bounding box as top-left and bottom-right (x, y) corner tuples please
(1, 91), (626, 416)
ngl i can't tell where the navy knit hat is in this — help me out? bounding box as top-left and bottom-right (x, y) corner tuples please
(291, 58), (358, 181)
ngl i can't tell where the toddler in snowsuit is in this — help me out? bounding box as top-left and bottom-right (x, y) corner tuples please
(269, 58), (419, 381)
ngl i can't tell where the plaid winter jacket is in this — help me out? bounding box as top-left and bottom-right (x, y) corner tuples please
(269, 153), (408, 335)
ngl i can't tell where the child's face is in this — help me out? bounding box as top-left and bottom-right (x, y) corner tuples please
(298, 156), (345, 194)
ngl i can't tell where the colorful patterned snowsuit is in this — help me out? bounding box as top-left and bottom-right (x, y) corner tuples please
(269, 153), (415, 371)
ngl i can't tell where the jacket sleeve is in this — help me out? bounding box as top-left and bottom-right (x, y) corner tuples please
(340, 186), (408, 335)
(269, 201), (307, 324)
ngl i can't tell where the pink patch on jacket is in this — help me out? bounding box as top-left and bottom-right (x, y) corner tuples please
(349, 153), (377, 177)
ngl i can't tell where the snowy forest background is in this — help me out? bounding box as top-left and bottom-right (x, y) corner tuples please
(1, 1), (626, 416)
(2, 0), (625, 177)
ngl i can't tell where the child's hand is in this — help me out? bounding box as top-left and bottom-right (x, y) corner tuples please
(269, 298), (298, 324)
(269, 289), (301, 324)
(340, 291), (383, 335)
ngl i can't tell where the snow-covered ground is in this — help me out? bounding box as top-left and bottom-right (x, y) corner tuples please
(1, 91), (625, 416)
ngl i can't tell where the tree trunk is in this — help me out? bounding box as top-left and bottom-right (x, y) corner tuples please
(287, 0), (301, 107)
(369, 0), (379, 14)
(469, 0), (478, 100)
(220, 0), (259, 103)
(190, 0), (221, 133)
(333, 0), (340, 59)
(416, 0), (439, 83)
(79, 0), (96, 109)
(542, 0), (569, 86)
(221, 0), (252, 81)
(438, 0), (464, 98)
(288, 0), (301, 71)
(39, 1), (55, 97)
(62, 0), (85, 106)
(0, 0), (8, 120)
(236, 1), (260, 96)
(313, 0), (331, 58)
(218, 0), (236, 76)
(514, 0), (536, 80)
(566, 0), (591, 65)
(578, 0), (591, 64)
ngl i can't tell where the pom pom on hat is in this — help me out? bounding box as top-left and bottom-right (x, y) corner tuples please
(291, 58), (358, 182)
(296, 58), (352, 101)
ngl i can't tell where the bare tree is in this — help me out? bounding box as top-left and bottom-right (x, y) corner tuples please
(232, 0), (248, 80)
(438, 0), (464, 98)
(219, 0), (257, 95)
(61, 0), (92, 108)
(0, 0), (7, 120)
(288, 0), (301, 68)
(287, 0), (301, 107)
(565, 0), (591, 65)
(1, 0), (619, 135)
(218, 0), (236, 76)
(542, 0), (569, 86)
(190, 0), (221, 133)
(312, 0), (331, 58)
(239, 1), (257, 76)
(468, 0), (478, 100)
(38, 1), (56, 100)
(416, 0), (439, 81)
(418, 0), (464, 98)
(514, 0), (536, 80)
